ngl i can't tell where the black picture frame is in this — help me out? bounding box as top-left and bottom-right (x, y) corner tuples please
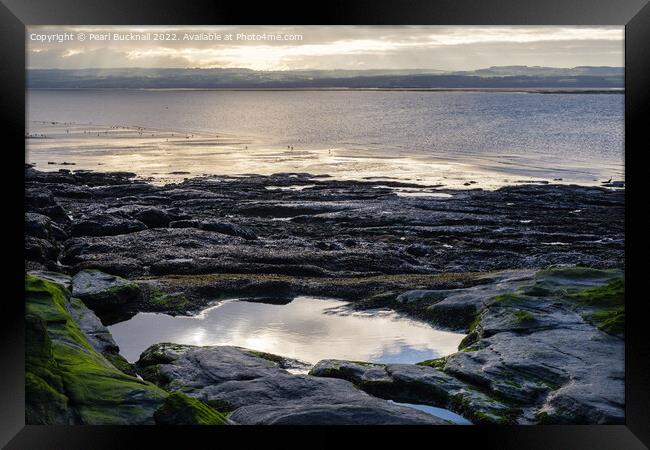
(2, 0), (648, 448)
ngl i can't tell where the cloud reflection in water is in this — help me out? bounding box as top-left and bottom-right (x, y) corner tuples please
(108, 296), (465, 364)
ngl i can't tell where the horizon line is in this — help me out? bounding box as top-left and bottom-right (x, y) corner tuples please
(26, 64), (625, 71)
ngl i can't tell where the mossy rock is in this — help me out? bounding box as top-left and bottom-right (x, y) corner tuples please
(25, 313), (73, 424)
(567, 278), (624, 307)
(154, 393), (229, 425)
(590, 306), (624, 336)
(513, 310), (535, 323)
(71, 269), (140, 309)
(416, 356), (448, 370)
(25, 371), (72, 424)
(103, 352), (137, 376)
(245, 350), (287, 365)
(565, 277), (624, 336)
(492, 293), (528, 304)
(458, 310), (483, 350)
(355, 291), (399, 309)
(25, 275), (168, 424)
(150, 292), (191, 312)
(536, 266), (619, 281)
(533, 267), (622, 296)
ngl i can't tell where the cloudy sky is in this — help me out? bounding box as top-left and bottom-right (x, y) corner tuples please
(27, 26), (624, 71)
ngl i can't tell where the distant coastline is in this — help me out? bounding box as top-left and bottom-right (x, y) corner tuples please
(27, 87), (624, 94)
(27, 66), (624, 90)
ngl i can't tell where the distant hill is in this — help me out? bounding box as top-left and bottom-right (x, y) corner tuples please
(450, 65), (623, 78)
(27, 66), (624, 89)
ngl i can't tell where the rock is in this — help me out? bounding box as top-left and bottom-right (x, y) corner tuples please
(26, 213), (68, 241)
(601, 181), (624, 188)
(25, 235), (61, 265)
(40, 205), (72, 225)
(25, 187), (55, 209)
(89, 183), (156, 197)
(443, 326), (623, 424)
(133, 209), (170, 228)
(25, 313), (73, 425)
(65, 296), (120, 355)
(312, 268), (624, 425)
(163, 207), (191, 221)
(315, 241), (343, 251)
(154, 393), (229, 425)
(25, 213), (53, 239)
(49, 183), (93, 199)
(62, 284), (136, 375)
(406, 244), (431, 257)
(395, 289), (448, 305)
(227, 378), (444, 425)
(169, 219), (200, 228)
(310, 360), (513, 424)
(106, 205), (171, 228)
(32, 166), (623, 278)
(136, 344), (445, 425)
(71, 214), (147, 237)
(437, 268), (624, 424)
(423, 270), (536, 331)
(136, 344), (296, 389)
(71, 269), (140, 309)
(199, 220), (257, 240)
(25, 275), (167, 424)
(26, 270), (72, 289)
(24, 213), (67, 266)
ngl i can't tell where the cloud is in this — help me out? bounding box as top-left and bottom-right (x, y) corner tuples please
(26, 25), (624, 70)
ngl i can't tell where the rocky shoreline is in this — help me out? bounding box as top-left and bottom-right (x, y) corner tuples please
(25, 166), (625, 425)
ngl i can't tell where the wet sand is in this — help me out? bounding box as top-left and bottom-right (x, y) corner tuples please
(25, 120), (624, 188)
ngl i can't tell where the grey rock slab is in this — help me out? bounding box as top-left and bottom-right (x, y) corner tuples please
(71, 269), (140, 308)
(444, 327), (624, 423)
(310, 359), (513, 424)
(135, 344), (445, 425)
(65, 296), (120, 355)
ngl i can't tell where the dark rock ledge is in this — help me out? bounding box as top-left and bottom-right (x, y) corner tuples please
(26, 166), (623, 280)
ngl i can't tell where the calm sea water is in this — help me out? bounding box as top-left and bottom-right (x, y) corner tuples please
(27, 90), (625, 189)
(27, 89), (624, 164)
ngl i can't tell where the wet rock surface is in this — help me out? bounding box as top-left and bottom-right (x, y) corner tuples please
(25, 275), (168, 425)
(25, 167), (623, 278)
(135, 343), (446, 425)
(310, 360), (514, 424)
(310, 268), (625, 424)
(71, 269), (140, 309)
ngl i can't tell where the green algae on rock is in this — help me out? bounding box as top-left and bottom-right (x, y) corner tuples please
(25, 275), (168, 425)
(154, 392), (229, 425)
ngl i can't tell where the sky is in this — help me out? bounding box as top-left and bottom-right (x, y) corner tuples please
(26, 26), (624, 71)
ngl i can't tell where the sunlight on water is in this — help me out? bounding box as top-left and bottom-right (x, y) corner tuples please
(26, 90), (624, 188)
(108, 296), (465, 364)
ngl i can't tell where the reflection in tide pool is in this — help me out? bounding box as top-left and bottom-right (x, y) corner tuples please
(387, 400), (473, 425)
(108, 296), (465, 364)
